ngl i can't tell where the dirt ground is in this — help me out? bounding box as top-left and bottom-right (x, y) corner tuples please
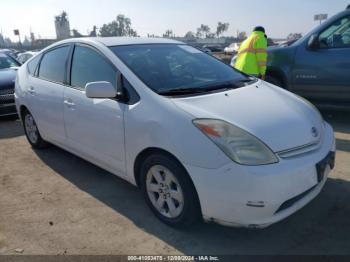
(0, 110), (349, 255)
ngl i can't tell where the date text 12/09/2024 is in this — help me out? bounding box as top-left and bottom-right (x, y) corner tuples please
(127, 256), (220, 261)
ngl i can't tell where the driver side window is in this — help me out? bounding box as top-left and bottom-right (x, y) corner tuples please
(319, 16), (350, 48)
(70, 45), (117, 89)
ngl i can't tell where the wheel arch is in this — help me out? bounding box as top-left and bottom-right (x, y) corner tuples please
(266, 67), (289, 89)
(134, 147), (182, 187)
(133, 147), (202, 215)
(19, 105), (29, 120)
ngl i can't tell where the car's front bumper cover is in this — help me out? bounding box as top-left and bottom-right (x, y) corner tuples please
(0, 92), (17, 116)
(184, 122), (335, 228)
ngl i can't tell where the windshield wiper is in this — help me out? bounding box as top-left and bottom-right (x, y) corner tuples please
(158, 87), (212, 96)
(158, 79), (255, 96)
(234, 78), (258, 87)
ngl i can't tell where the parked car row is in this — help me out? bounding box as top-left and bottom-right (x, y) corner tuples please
(17, 51), (38, 64)
(0, 53), (20, 117)
(0, 48), (40, 117)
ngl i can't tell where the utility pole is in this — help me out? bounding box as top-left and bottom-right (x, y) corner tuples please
(14, 29), (22, 49)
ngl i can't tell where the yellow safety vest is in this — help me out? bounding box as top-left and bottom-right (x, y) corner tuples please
(234, 31), (268, 76)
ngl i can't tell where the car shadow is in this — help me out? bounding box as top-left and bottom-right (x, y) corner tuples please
(0, 117), (24, 139)
(321, 110), (350, 153)
(321, 110), (350, 134)
(31, 110), (350, 255)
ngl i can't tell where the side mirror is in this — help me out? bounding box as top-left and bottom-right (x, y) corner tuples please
(308, 34), (319, 49)
(85, 81), (117, 99)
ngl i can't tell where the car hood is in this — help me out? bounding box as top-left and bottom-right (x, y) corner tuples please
(171, 81), (323, 152)
(0, 68), (17, 89)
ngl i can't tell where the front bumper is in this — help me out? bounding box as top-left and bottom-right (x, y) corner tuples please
(0, 92), (17, 116)
(185, 122), (335, 228)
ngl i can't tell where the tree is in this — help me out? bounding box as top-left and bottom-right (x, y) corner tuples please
(72, 29), (83, 37)
(196, 24), (210, 38)
(99, 14), (138, 37)
(55, 11), (68, 26)
(184, 31), (195, 39)
(216, 22), (229, 37)
(22, 36), (31, 46)
(287, 33), (302, 41)
(207, 33), (216, 39)
(89, 26), (97, 37)
(237, 31), (247, 41)
(163, 29), (174, 38)
(0, 33), (5, 48)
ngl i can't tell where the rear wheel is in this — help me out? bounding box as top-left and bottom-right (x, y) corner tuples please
(140, 154), (201, 228)
(22, 110), (48, 148)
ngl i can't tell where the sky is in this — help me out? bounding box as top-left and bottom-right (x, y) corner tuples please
(1, 0), (349, 41)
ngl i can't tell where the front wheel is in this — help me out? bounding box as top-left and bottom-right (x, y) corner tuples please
(140, 154), (201, 228)
(22, 110), (48, 149)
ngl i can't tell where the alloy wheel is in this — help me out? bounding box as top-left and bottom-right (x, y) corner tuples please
(146, 165), (184, 218)
(24, 114), (39, 144)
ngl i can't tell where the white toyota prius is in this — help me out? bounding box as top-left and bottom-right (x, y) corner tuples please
(15, 37), (336, 228)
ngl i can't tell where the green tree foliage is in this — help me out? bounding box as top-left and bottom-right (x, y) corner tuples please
(99, 15), (138, 37)
(216, 22), (229, 37)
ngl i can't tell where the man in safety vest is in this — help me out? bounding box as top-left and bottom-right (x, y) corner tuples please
(234, 26), (268, 80)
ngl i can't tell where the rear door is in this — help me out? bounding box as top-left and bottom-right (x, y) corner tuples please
(28, 45), (71, 143)
(63, 44), (126, 175)
(292, 15), (350, 103)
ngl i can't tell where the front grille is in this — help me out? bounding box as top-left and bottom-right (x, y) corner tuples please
(278, 142), (320, 159)
(275, 185), (317, 214)
(0, 93), (14, 104)
(0, 88), (14, 95)
(0, 104), (17, 116)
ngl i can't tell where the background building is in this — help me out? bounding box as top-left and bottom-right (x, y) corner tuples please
(55, 11), (70, 40)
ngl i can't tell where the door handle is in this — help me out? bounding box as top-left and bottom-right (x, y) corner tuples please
(64, 99), (75, 107)
(28, 86), (36, 95)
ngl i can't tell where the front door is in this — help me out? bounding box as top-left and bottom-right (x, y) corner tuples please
(292, 15), (350, 103)
(63, 44), (126, 175)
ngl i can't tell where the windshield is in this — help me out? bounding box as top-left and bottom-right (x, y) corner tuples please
(0, 53), (20, 69)
(110, 44), (250, 95)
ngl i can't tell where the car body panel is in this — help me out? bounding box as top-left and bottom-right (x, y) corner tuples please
(172, 82), (323, 152)
(63, 86), (127, 175)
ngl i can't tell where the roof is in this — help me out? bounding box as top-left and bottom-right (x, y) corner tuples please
(65, 37), (184, 47)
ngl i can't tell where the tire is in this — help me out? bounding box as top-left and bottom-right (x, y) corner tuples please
(22, 110), (48, 149)
(140, 153), (201, 228)
(266, 75), (283, 88)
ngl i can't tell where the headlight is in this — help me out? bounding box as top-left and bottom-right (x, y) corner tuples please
(193, 119), (278, 165)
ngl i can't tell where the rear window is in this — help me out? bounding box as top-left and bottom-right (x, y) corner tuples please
(38, 46), (70, 83)
(110, 44), (247, 94)
(27, 55), (41, 76)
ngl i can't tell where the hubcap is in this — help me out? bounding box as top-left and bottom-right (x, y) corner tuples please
(146, 165), (184, 218)
(24, 114), (38, 144)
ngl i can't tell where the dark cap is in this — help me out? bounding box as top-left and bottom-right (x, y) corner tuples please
(253, 26), (265, 33)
